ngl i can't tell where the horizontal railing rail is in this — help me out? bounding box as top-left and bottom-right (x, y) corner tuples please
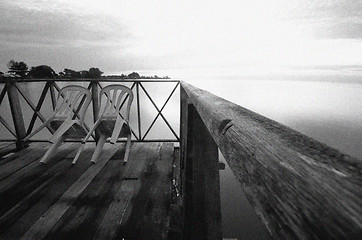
(180, 81), (361, 239)
(0, 78), (180, 148)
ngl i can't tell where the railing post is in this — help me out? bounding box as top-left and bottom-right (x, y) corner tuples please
(91, 81), (100, 142)
(6, 81), (28, 150)
(181, 87), (222, 239)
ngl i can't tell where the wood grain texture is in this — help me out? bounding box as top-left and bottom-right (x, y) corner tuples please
(94, 143), (161, 240)
(117, 143), (174, 240)
(168, 147), (183, 240)
(0, 145), (92, 239)
(0, 142), (49, 180)
(20, 143), (120, 240)
(181, 81), (362, 239)
(0, 143), (15, 155)
(44, 148), (126, 239)
(0, 143), (43, 166)
(0, 143), (77, 217)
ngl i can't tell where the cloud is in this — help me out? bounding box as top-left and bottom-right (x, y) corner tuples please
(0, 0), (135, 72)
(0, 0), (361, 73)
(0, 2), (130, 47)
(285, 0), (362, 39)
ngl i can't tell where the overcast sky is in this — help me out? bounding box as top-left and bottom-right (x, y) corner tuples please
(0, 0), (361, 75)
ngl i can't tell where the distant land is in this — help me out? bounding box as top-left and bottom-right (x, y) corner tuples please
(0, 60), (170, 79)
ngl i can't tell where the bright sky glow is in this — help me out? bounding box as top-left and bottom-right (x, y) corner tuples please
(0, 0), (361, 76)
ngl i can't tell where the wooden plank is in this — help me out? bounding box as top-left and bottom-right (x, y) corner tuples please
(93, 142), (161, 240)
(0, 142), (45, 166)
(0, 143), (17, 159)
(0, 143), (74, 191)
(117, 143), (174, 240)
(168, 147), (183, 240)
(92, 180), (140, 240)
(20, 143), (120, 240)
(0, 142), (49, 180)
(0, 145), (94, 239)
(123, 143), (161, 179)
(181, 81), (362, 239)
(0, 142), (11, 150)
(45, 146), (127, 239)
(0, 143), (77, 216)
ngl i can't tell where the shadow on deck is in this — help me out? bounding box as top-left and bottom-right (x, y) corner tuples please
(0, 142), (180, 240)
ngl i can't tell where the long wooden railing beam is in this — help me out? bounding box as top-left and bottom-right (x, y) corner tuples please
(180, 81), (361, 240)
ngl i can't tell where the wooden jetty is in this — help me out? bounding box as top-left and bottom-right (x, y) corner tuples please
(0, 142), (176, 240)
(0, 78), (361, 239)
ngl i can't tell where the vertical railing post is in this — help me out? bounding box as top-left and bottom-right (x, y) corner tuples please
(6, 80), (28, 150)
(181, 87), (222, 240)
(136, 82), (142, 140)
(49, 81), (57, 111)
(91, 80), (100, 142)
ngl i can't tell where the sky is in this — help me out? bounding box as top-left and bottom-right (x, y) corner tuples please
(0, 0), (361, 77)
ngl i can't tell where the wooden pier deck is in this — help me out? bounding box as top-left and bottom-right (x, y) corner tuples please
(0, 142), (178, 240)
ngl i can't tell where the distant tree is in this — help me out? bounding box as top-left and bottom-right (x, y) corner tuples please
(128, 72), (140, 79)
(61, 68), (81, 78)
(28, 65), (57, 78)
(79, 70), (90, 78)
(7, 60), (28, 77)
(88, 67), (103, 78)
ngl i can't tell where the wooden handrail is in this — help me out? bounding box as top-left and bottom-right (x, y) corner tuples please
(180, 81), (361, 239)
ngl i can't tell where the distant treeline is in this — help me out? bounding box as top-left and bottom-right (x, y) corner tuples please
(0, 60), (170, 79)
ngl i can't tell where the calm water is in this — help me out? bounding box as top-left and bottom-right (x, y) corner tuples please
(1, 76), (361, 239)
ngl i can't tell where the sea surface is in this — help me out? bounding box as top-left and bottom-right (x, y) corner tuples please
(1, 71), (361, 239)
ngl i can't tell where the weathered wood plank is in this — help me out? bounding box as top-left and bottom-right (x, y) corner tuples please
(44, 145), (131, 239)
(94, 143), (160, 239)
(123, 143), (161, 179)
(45, 163), (123, 239)
(0, 142), (11, 150)
(0, 142), (46, 166)
(0, 142), (49, 180)
(93, 143), (161, 240)
(0, 143), (77, 216)
(168, 147), (183, 240)
(0, 143), (17, 160)
(181, 81), (362, 239)
(117, 143), (174, 240)
(20, 143), (120, 240)
(93, 180), (140, 240)
(0, 146), (93, 239)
